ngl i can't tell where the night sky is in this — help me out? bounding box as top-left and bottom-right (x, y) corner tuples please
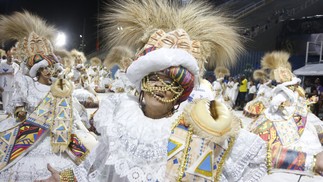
(0, 0), (100, 54)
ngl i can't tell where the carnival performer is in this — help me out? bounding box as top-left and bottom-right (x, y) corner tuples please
(70, 49), (98, 108)
(104, 46), (135, 93)
(0, 11), (97, 181)
(0, 43), (19, 113)
(87, 57), (102, 89)
(212, 67), (232, 108)
(39, 1), (267, 182)
(243, 69), (272, 119)
(53, 49), (73, 79)
(248, 51), (323, 181)
(99, 66), (113, 92)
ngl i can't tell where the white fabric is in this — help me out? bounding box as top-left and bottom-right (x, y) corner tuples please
(19, 61), (30, 75)
(0, 137), (75, 181)
(2, 91), (13, 112)
(0, 61), (19, 91)
(7, 73), (50, 114)
(265, 84), (296, 121)
(281, 76), (301, 87)
(126, 48), (199, 91)
(222, 129), (267, 182)
(111, 69), (135, 93)
(73, 94), (177, 182)
(73, 88), (96, 102)
(0, 73), (96, 181)
(230, 82), (239, 105)
(249, 85), (257, 94)
(29, 60), (49, 78)
(73, 94), (267, 182)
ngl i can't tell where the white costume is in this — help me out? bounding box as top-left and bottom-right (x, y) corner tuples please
(111, 69), (135, 93)
(0, 12), (97, 181)
(0, 60), (19, 111)
(54, 0), (267, 181)
(72, 93), (266, 182)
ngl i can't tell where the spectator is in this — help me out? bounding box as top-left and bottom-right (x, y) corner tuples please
(235, 74), (248, 110)
(247, 80), (256, 102)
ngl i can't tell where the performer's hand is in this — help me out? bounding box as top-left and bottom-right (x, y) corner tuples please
(34, 164), (60, 182)
(315, 151), (323, 174)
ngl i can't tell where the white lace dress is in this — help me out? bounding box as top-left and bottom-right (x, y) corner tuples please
(0, 74), (94, 181)
(72, 93), (267, 182)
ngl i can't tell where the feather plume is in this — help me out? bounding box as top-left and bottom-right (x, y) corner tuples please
(54, 49), (70, 60)
(103, 46), (134, 69)
(214, 66), (230, 78)
(261, 51), (290, 70)
(253, 69), (267, 81)
(90, 57), (102, 66)
(101, 0), (243, 71)
(0, 10), (57, 43)
(70, 49), (86, 64)
(54, 49), (72, 66)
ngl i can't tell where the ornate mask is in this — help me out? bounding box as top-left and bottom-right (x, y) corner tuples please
(27, 32), (52, 56)
(139, 29), (201, 62)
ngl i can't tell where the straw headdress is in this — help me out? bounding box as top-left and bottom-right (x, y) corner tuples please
(0, 11), (57, 60)
(54, 49), (73, 68)
(70, 49), (86, 64)
(101, 0), (243, 74)
(260, 51), (293, 83)
(90, 57), (102, 67)
(103, 46), (134, 69)
(253, 69), (267, 82)
(214, 66), (230, 79)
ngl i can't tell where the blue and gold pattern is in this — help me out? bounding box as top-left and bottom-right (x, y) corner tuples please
(0, 92), (83, 171)
(166, 116), (235, 181)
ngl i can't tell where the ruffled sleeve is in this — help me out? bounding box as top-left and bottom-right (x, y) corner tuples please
(222, 129), (267, 182)
(72, 94), (121, 181)
(6, 72), (30, 114)
(92, 94), (120, 135)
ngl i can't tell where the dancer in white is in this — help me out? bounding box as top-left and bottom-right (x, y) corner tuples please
(0, 44), (19, 112)
(0, 11), (97, 181)
(40, 1), (266, 181)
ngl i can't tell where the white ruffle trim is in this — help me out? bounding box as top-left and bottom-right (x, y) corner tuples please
(91, 94), (180, 182)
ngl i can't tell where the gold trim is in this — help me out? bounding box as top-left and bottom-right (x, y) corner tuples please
(214, 137), (236, 181)
(266, 143), (273, 174)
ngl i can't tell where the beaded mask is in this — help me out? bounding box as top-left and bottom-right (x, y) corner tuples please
(141, 72), (184, 103)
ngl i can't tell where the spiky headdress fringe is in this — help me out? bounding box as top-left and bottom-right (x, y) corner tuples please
(260, 51), (291, 70)
(103, 46), (134, 69)
(214, 66), (230, 78)
(90, 57), (102, 66)
(54, 49), (73, 67)
(260, 51), (292, 80)
(70, 49), (86, 64)
(0, 10), (56, 44)
(253, 69), (267, 81)
(100, 0), (243, 71)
